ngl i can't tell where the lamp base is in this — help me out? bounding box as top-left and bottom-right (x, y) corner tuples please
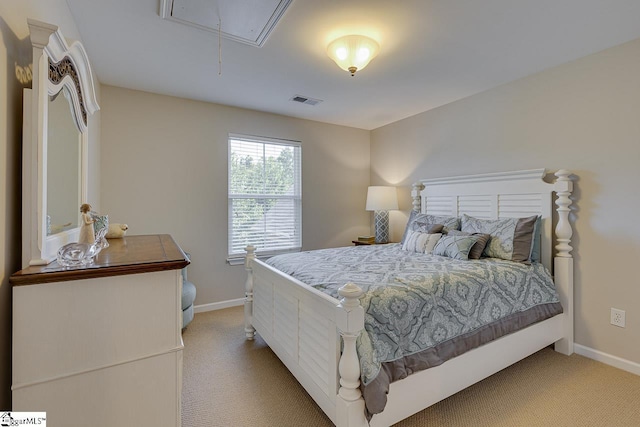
(374, 210), (389, 244)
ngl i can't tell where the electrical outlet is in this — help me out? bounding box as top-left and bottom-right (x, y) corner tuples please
(611, 308), (626, 328)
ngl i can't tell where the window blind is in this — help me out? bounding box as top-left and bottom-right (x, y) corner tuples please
(228, 134), (301, 259)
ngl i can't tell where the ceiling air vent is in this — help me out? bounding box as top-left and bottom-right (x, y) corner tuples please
(290, 95), (323, 106)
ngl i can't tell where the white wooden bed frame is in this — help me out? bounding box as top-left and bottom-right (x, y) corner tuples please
(244, 169), (574, 427)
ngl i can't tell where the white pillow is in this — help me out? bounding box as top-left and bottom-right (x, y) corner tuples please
(401, 231), (442, 254)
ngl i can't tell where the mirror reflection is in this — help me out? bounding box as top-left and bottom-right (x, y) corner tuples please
(46, 87), (81, 236)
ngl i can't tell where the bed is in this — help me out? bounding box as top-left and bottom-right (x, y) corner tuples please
(243, 169), (574, 426)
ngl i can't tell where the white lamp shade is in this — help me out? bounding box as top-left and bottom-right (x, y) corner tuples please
(327, 35), (380, 75)
(366, 186), (398, 211)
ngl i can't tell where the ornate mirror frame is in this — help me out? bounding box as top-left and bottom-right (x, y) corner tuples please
(22, 19), (99, 266)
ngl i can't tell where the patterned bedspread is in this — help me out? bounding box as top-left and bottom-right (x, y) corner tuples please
(266, 244), (562, 417)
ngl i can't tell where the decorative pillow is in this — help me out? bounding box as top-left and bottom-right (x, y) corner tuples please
(401, 211), (460, 245)
(432, 234), (480, 261)
(529, 216), (542, 263)
(460, 214), (538, 263)
(446, 230), (491, 260)
(427, 224), (445, 234)
(401, 231), (442, 254)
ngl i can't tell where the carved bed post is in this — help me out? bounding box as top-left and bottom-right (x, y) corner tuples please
(244, 245), (256, 340)
(553, 170), (574, 355)
(335, 283), (367, 427)
(411, 182), (424, 212)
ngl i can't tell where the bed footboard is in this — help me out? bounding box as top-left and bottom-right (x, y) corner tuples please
(243, 249), (369, 426)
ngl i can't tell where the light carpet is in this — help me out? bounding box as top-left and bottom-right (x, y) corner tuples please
(182, 307), (640, 426)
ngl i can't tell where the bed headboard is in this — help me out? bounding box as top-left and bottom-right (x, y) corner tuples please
(411, 169), (573, 273)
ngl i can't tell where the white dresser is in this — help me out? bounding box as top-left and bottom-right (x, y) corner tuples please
(10, 234), (188, 427)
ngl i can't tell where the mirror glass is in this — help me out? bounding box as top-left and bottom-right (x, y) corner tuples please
(46, 86), (81, 236)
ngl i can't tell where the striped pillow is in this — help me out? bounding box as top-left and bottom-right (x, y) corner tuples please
(401, 231), (442, 254)
(401, 211), (460, 245)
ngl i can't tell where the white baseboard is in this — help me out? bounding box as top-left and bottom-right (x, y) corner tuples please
(574, 344), (640, 376)
(194, 298), (244, 314)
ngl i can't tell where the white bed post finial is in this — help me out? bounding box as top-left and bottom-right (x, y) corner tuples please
(554, 170), (573, 257)
(244, 245), (257, 340)
(336, 283), (367, 427)
(411, 182), (424, 212)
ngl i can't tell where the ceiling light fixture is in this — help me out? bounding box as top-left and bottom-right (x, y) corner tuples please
(327, 35), (380, 76)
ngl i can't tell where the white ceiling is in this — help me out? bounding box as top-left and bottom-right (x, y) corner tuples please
(65, 0), (640, 130)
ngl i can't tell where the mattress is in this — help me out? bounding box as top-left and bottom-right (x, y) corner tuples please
(266, 243), (563, 417)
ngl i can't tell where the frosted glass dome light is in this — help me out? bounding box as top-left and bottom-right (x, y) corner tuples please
(327, 35), (380, 76)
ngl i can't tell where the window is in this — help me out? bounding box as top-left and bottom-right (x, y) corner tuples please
(228, 134), (302, 262)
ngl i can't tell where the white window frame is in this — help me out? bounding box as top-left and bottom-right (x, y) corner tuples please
(227, 133), (302, 265)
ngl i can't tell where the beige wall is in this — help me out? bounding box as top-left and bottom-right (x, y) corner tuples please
(0, 1), (100, 406)
(100, 86), (370, 305)
(371, 38), (640, 364)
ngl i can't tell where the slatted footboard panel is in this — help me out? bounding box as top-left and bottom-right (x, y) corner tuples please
(250, 260), (340, 424)
(253, 277), (272, 333)
(274, 287), (298, 358)
(299, 302), (335, 394)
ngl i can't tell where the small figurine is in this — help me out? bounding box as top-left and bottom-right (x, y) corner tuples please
(78, 203), (95, 244)
(106, 223), (129, 239)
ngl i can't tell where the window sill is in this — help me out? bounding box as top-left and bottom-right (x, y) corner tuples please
(227, 257), (250, 266)
(227, 248), (301, 266)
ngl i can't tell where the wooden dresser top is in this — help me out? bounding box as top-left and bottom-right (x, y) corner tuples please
(10, 234), (190, 286)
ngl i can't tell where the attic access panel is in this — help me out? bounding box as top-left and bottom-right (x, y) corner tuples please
(160, 0), (293, 47)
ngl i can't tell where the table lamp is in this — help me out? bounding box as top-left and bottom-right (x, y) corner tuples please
(366, 186), (398, 244)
